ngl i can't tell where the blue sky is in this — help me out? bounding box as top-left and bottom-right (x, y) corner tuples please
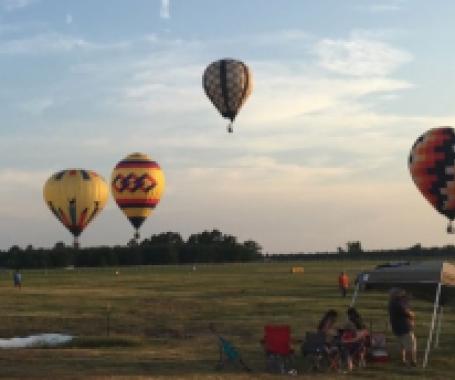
(1, 0), (455, 253)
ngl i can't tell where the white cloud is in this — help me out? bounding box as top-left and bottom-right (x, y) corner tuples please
(315, 36), (412, 76)
(20, 97), (54, 114)
(0, 168), (47, 189)
(369, 4), (401, 12)
(0, 32), (131, 54)
(368, 0), (406, 13)
(0, 168), (49, 221)
(0, 33), (91, 54)
(231, 29), (309, 46)
(354, 1), (405, 13)
(157, 160), (438, 253)
(0, 22), (20, 34)
(101, 33), (413, 131)
(79, 33), (411, 134)
(117, 61), (206, 114)
(160, 0), (170, 19)
(0, 28), (434, 251)
(241, 64), (412, 126)
(65, 13), (73, 25)
(1, 0), (37, 11)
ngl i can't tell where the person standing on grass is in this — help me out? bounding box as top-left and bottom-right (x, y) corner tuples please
(388, 288), (417, 367)
(338, 272), (349, 297)
(13, 270), (22, 289)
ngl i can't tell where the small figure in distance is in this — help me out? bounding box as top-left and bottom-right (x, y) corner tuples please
(388, 288), (417, 367)
(13, 270), (22, 289)
(338, 271), (349, 298)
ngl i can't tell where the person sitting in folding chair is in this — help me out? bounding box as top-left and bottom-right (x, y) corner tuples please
(339, 307), (369, 371)
(301, 331), (341, 372)
(318, 309), (339, 339)
(261, 325), (297, 374)
(209, 324), (251, 372)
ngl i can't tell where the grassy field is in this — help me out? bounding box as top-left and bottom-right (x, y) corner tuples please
(0, 260), (453, 379)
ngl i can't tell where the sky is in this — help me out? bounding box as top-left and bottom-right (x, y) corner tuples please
(1, 0), (455, 253)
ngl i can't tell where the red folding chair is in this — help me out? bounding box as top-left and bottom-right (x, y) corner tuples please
(340, 329), (368, 369)
(262, 325), (295, 374)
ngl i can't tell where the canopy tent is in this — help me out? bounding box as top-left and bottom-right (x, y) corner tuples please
(351, 261), (455, 368)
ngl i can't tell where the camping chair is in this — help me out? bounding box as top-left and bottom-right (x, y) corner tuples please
(209, 325), (251, 372)
(301, 331), (341, 372)
(368, 332), (389, 363)
(339, 329), (367, 369)
(262, 325), (295, 374)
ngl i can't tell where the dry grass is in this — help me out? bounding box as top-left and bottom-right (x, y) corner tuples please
(0, 261), (452, 378)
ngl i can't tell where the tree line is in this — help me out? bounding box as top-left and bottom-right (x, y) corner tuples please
(1, 230), (262, 269)
(265, 243), (455, 262)
(5, 233), (455, 269)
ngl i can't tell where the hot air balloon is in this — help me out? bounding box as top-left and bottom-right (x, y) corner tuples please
(409, 127), (455, 233)
(111, 153), (165, 241)
(202, 58), (253, 133)
(43, 169), (109, 248)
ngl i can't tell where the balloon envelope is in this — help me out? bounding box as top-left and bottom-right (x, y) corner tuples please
(409, 127), (455, 223)
(111, 153), (165, 236)
(43, 169), (108, 240)
(203, 58), (252, 130)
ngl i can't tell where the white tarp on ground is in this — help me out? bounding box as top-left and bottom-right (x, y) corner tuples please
(0, 333), (72, 348)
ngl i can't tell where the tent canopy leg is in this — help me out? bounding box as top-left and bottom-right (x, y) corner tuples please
(350, 283), (360, 307)
(434, 306), (444, 349)
(423, 283), (442, 369)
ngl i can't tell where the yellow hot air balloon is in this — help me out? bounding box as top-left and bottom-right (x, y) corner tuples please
(43, 169), (109, 248)
(203, 58), (253, 133)
(111, 153), (165, 240)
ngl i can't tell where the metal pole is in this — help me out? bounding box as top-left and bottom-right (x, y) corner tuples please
(423, 283), (442, 369)
(434, 306), (444, 349)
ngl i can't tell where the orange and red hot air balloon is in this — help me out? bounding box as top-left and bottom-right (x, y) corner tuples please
(409, 127), (455, 233)
(111, 153), (165, 241)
